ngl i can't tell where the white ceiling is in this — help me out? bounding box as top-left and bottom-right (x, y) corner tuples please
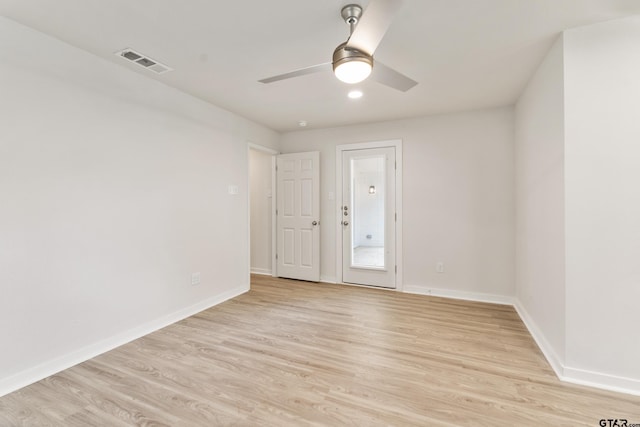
(2, 0), (640, 132)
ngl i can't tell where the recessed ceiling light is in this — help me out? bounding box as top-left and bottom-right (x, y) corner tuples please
(348, 90), (363, 99)
(298, 120), (308, 127)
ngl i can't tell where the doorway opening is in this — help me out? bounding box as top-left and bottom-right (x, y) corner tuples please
(248, 144), (277, 279)
(249, 145), (321, 283)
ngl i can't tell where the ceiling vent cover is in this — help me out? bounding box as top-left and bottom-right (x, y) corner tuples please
(115, 48), (172, 74)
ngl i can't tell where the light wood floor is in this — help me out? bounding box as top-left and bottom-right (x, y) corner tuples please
(1, 275), (638, 426)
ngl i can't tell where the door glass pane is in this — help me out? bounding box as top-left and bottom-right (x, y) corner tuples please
(350, 155), (385, 268)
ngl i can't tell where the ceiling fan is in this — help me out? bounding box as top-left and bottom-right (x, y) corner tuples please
(258, 0), (418, 92)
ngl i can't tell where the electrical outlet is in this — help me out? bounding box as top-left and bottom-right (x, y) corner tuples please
(191, 272), (201, 286)
(436, 262), (444, 273)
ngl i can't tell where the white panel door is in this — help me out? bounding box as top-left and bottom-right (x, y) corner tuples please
(342, 147), (396, 288)
(276, 152), (320, 282)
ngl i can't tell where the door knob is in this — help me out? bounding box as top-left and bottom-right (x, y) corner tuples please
(312, 220), (319, 226)
(342, 221), (349, 226)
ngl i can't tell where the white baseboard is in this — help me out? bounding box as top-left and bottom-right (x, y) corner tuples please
(562, 366), (640, 397)
(512, 300), (565, 378)
(250, 267), (272, 276)
(403, 284), (515, 306)
(4, 281), (638, 398)
(0, 284), (248, 398)
(403, 286), (640, 396)
(514, 299), (640, 397)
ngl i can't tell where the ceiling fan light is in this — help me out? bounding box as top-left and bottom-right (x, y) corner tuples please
(332, 42), (373, 84)
(334, 60), (372, 84)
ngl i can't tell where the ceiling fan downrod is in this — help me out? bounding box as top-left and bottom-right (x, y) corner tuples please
(341, 4), (363, 35)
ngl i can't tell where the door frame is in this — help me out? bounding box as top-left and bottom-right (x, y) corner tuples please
(247, 142), (279, 286)
(335, 140), (403, 290)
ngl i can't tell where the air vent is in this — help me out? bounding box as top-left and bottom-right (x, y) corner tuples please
(115, 48), (172, 74)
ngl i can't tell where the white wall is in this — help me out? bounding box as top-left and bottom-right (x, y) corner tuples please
(280, 107), (515, 301)
(249, 149), (273, 274)
(514, 36), (566, 369)
(0, 16), (279, 395)
(563, 16), (640, 389)
(514, 16), (640, 394)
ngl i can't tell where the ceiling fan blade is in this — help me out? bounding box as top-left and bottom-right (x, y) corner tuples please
(346, 0), (403, 56)
(258, 63), (331, 84)
(370, 60), (417, 92)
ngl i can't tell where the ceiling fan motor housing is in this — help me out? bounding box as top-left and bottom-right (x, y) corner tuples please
(332, 42), (373, 72)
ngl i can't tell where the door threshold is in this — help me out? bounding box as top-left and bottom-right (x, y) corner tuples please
(337, 281), (398, 291)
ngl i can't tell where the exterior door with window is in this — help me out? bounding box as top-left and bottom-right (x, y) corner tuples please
(341, 147), (396, 288)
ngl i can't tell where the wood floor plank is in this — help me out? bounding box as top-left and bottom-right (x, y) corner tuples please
(1, 275), (639, 426)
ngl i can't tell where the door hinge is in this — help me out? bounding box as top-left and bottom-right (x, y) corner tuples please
(276, 253), (278, 260)
(276, 209), (278, 215)
(395, 265), (397, 274)
(395, 161), (397, 170)
(395, 212), (397, 222)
